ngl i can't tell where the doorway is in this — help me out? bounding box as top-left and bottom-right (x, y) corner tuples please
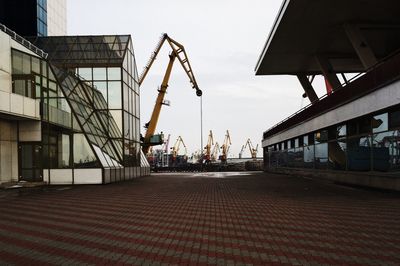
(19, 142), (42, 182)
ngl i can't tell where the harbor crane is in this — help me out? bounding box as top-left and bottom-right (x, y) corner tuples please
(211, 142), (220, 162)
(245, 138), (258, 160)
(140, 33), (202, 154)
(203, 130), (214, 163)
(238, 145), (245, 159)
(220, 130), (231, 162)
(171, 136), (187, 159)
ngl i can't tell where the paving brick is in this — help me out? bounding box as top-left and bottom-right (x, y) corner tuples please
(0, 172), (399, 265)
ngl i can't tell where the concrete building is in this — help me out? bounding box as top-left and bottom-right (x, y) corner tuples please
(0, 0), (67, 37)
(256, 0), (400, 191)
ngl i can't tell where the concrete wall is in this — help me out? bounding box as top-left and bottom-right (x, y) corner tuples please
(263, 79), (400, 147)
(0, 119), (18, 183)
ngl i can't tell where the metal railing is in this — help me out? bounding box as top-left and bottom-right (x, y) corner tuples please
(0, 23), (48, 59)
(263, 49), (400, 137)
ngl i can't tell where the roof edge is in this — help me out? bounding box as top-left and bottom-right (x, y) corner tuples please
(254, 0), (291, 75)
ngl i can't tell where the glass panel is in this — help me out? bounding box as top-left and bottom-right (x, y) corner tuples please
(390, 110), (400, 129)
(303, 135), (308, 146)
(372, 130), (400, 172)
(337, 125), (346, 138)
(73, 134), (100, 168)
(78, 68), (92, 80)
(110, 110), (122, 133)
(22, 53), (31, 74)
(59, 134), (71, 168)
(303, 145), (314, 168)
(93, 68), (107, 80)
(315, 143), (328, 169)
(315, 130), (328, 144)
(348, 136), (371, 171)
(328, 140), (346, 170)
(13, 80), (25, 95)
(12, 50), (23, 74)
(108, 81), (122, 109)
(32, 57), (40, 73)
(93, 81), (107, 101)
(372, 113), (388, 133)
(108, 67), (121, 80)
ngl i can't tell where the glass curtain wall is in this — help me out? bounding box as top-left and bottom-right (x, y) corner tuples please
(265, 107), (400, 173)
(76, 38), (141, 167)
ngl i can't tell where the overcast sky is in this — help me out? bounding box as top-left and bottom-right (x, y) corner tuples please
(67, 0), (328, 158)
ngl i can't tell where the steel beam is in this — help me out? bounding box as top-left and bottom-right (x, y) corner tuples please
(316, 55), (342, 91)
(344, 24), (377, 69)
(297, 74), (319, 104)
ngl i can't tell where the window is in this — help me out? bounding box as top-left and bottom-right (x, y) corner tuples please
(372, 113), (388, 133)
(390, 110), (400, 129)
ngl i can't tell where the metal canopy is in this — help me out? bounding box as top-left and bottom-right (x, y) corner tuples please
(255, 0), (400, 75)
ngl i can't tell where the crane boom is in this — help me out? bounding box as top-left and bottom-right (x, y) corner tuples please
(220, 130), (232, 162)
(203, 130), (214, 162)
(171, 136), (187, 158)
(211, 142), (220, 162)
(140, 34), (202, 154)
(245, 138), (259, 159)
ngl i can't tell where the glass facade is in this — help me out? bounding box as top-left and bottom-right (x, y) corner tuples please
(37, 0), (47, 36)
(13, 34), (141, 171)
(265, 106), (400, 173)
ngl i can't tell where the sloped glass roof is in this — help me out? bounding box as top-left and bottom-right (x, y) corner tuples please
(50, 64), (123, 167)
(29, 35), (131, 68)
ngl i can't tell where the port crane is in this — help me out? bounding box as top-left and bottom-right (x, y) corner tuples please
(211, 142), (220, 162)
(220, 130), (231, 162)
(245, 138), (259, 160)
(203, 130), (214, 163)
(140, 33), (202, 154)
(238, 145), (245, 159)
(171, 136), (187, 159)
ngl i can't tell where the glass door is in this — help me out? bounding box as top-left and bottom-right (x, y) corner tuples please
(19, 143), (42, 182)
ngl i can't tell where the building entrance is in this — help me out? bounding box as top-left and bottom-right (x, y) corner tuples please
(19, 143), (42, 182)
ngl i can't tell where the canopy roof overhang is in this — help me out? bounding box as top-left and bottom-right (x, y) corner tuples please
(255, 0), (400, 75)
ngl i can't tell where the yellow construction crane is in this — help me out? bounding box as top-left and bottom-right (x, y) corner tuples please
(171, 136), (187, 159)
(220, 130), (231, 162)
(211, 142), (220, 162)
(203, 130), (214, 162)
(245, 138), (259, 160)
(140, 33), (202, 154)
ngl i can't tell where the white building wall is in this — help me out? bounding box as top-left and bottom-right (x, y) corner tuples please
(47, 0), (67, 36)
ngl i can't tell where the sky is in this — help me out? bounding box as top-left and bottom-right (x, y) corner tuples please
(67, 0), (328, 158)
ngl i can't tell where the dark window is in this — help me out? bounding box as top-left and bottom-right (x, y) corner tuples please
(389, 110), (400, 129)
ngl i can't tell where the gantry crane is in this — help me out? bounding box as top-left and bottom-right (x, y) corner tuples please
(140, 33), (202, 154)
(220, 130), (231, 162)
(171, 136), (187, 159)
(245, 138), (259, 160)
(203, 130), (214, 163)
(211, 142), (220, 162)
(161, 134), (171, 153)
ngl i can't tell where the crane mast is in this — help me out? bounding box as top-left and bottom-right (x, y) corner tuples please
(245, 138), (259, 160)
(140, 33), (202, 154)
(220, 130), (232, 162)
(203, 130), (214, 162)
(171, 136), (187, 159)
(211, 142), (220, 162)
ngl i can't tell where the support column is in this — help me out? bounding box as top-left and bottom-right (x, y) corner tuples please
(316, 55), (342, 91)
(297, 74), (319, 104)
(344, 24), (377, 69)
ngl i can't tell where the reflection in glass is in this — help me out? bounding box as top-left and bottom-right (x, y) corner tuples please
(110, 110), (122, 132)
(108, 67), (121, 80)
(93, 68), (107, 80)
(315, 143), (328, 168)
(372, 113), (388, 133)
(347, 136), (371, 171)
(73, 134), (100, 168)
(78, 68), (92, 80)
(108, 81), (122, 109)
(328, 140), (346, 170)
(337, 125), (346, 138)
(373, 130), (400, 171)
(93, 81), (107, 101)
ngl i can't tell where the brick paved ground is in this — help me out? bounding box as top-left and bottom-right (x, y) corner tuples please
(0, 171), (399, 265)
